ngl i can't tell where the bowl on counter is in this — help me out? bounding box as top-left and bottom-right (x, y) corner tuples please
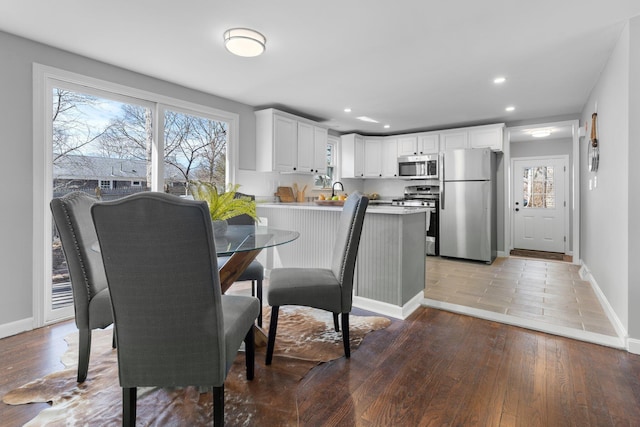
(314, 200), (345, 206)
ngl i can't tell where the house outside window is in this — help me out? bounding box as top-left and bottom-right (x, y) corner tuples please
(36, 64), (240, 324)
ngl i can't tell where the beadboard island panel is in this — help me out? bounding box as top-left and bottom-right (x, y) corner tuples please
(256, 203), (426, 318)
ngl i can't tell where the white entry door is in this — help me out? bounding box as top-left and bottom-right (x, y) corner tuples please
(513, 157), (567, 253)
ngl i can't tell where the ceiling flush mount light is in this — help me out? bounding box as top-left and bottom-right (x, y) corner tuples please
(223, 28), (266, 57)
(344, 108), (352, 113)
(384, 124), (390, 129)
(532, 129), (551, 138)
(505, 106), (515, 112)
(494, 76), (507, 84)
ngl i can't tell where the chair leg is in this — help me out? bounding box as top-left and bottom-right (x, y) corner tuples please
(333, 313), (340, 332)
(256, 278), (263, 327)
(265, 306), (279, 365)
(213, 385), (224, 427)
(244, 327), (255, 380)
(123, 387), (136, 427)
(112, 327), (117, 349)
(77, 328), (91, 382)
(342, 312), (350, 358)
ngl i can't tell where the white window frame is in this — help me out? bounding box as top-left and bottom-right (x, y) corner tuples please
(32, 64), (239, 326)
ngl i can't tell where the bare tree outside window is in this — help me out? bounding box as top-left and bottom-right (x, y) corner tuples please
(50, 87), (229, 311)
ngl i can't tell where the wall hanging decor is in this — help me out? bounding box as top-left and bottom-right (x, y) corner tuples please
(589, 112), (599, 172)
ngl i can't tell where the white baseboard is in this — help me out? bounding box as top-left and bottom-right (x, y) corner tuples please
(0, 317), (33, 339)
(578, 261), (630, 351)
(497, 250), (507, 258)
(628, 339), (640, 354)
(422, 298), (625, 349)
(353, 291), (423, 320)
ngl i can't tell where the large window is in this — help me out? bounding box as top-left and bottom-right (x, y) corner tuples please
(35, 65), (239, 324)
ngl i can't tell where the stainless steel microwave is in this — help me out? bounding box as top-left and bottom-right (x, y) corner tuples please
(398, 154), (439, 179)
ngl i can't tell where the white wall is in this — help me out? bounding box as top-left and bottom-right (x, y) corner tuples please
(0, 30), (257, 331)
(627, 17), (640, 341)
(580, 23), (630, 333)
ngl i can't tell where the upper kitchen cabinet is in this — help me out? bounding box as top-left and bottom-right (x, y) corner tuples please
(363, 137), (398, 178)
(440, 130), (468, 151)
(382, 138), (398, 177)
(256, 108), (328, 173)
(468, 124), (504, 151)
(440, 124), (505, 152)
(340, 133), (365, 178)
(364, 138), (382, 177)
(313, 126), (328, 173)
(397, 133), (439, 156)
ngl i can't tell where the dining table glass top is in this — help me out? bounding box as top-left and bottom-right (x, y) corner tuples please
(214, 225), (299, 256)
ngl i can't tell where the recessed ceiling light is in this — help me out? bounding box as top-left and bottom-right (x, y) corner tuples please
(505, 106), (515, 112)
(356, 116), (379, 123)
(344, 108), (352, 113)
(494, 77), (507, 84)
(532, 129), (551, 138)
(384, 124), (390, 129)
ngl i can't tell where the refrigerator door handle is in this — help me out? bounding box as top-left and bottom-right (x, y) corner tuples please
(440, 152), (445, 210)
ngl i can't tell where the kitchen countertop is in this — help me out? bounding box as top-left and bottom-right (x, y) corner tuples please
(257, 202), (429, 215)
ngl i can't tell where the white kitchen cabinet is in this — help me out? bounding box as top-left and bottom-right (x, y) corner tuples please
(364, 138), (383, 177)
(440, 131), (468, 151)
(418, 133), (439, 154)
(297, 122), (314, 172)
(340, 133), (365, 178)
(313, 126), (328, 173)
(468, 125), (503, 151)
(256, 108), (329, 173)
(397, 136), (418, 156)
(382, 138), (398, 177)
(397, 133), (439, 156)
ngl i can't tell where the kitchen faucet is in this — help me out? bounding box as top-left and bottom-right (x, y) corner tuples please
(331, 181), (344, 197)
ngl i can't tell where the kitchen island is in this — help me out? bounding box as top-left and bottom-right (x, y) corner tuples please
(256, 202), (426, 318)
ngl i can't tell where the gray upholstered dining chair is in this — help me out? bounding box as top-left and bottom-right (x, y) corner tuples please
(91, 192), (260, 427)
(219, 192), (265, 326)
(265, 192), (369, 365)
(50, 191), (114, 383)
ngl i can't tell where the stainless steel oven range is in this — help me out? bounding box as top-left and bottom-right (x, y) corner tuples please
(392, 185), (439, 256)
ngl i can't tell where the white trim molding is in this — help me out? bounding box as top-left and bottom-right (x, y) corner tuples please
(0, 317), (34, 340)
(422, 298), (625, 349)
(353, 291), (423, 320)
(579, 261), (630, 350)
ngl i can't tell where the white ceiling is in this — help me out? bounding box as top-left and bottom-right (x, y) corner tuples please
(1, 1), (639, 136)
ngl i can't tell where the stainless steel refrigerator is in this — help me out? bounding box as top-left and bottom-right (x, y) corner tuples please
(439, 148), (496, 263)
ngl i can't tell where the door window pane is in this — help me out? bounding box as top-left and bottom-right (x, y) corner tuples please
(522, 166), (555, 208)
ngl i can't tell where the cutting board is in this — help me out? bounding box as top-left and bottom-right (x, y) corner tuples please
(275, 186), (295, 202)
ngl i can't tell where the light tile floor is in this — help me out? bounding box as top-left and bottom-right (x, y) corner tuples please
(425, 256), (617, 336)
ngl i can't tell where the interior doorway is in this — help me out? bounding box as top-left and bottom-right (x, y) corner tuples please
(504, 120), (580, 262)
(512, 155), (568, 254)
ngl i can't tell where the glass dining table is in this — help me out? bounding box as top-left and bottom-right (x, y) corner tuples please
(215, 225), (299, 293)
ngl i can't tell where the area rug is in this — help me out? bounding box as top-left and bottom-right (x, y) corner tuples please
(3, 306), (390, 426)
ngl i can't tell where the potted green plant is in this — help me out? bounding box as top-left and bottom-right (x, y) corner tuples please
(188, 181), (258, 236)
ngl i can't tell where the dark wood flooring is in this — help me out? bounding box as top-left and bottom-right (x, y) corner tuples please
(3, 307), (640, 426)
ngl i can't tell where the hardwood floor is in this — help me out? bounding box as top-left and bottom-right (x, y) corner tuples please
(3, 307), (640, 426)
